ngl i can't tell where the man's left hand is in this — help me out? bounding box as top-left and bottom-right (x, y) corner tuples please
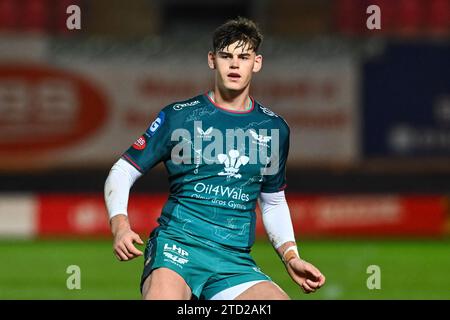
(285, 258), (326, 294)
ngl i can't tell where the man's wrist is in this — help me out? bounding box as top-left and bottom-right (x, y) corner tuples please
(110, 214), (130, 235)
(282, 245), (299, 264)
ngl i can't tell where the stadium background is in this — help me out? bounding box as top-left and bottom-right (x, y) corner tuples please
(0, 0), (449, 299)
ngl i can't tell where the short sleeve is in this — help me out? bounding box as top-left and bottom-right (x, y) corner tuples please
(260, 122), (290, 193)
(121, 108), (172, 173)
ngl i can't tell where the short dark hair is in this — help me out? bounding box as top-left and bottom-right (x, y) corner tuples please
(212, 17), (263, 53)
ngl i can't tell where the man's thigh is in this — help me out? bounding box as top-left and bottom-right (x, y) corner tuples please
(234, 281), (290, 300)
(142, 267), (192, 300)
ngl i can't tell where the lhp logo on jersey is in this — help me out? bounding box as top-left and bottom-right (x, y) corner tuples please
(163, 243), (189, 267)
(217, 149), (249, 179)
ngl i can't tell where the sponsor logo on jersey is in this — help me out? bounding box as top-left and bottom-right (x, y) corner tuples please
(132, 136), (146, 150)
(132, 111), (165, 150)
(172, 100), (200, 111)
(163, 243), (189, 267)
(163, 243), (189, 256)
(146, 111), (165, 136)
(193, 183), (250, 202)
(196, 126), (213, 138)
(249, 129), (272, 147)
(259, 106), (278, 117)
(163, 252), (189, 265)
(217, 149), (249, 179)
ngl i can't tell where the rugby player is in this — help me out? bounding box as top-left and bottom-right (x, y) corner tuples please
(105, 17), (325, 300)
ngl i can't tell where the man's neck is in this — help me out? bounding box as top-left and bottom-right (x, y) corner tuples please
(210, 87), (251, 111)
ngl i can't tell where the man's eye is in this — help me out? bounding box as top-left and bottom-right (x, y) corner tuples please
(241, 56), (249, 60)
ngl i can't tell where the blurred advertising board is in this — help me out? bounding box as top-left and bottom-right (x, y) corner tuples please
(0, 36), (359, 171)
(363, 42), (450, 158)
(272, 194), (447, 237)
(0, 193), (446, 238)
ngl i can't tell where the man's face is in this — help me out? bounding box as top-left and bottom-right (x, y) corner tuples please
(208, 41), (262, 92)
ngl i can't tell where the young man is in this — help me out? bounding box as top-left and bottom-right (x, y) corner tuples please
(104, 17), (325, 300)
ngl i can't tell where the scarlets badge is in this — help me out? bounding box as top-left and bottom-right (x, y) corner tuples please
(132, 136), (146, 150)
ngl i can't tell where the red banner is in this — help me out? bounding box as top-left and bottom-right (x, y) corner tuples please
(36, 193), (448, 238)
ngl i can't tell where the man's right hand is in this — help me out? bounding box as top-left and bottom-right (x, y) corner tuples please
(110, 214), (144, 261)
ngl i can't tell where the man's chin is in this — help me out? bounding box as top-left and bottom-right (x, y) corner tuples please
(222, 82), (247, 92)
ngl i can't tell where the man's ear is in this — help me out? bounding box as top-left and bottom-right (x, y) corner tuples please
(253, 54), (263, 73)
(207, 51), (216, 70)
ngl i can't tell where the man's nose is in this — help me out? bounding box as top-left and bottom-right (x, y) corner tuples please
(230, 56), (239, 68)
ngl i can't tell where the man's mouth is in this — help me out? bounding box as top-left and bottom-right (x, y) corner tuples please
(227, 73), (241, 79)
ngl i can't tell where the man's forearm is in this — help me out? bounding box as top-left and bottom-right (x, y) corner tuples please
(259, 191), (297, 253)
(104, 158), (142, 221)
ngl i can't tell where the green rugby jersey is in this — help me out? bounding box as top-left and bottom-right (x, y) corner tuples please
(122, 93), (290, 251)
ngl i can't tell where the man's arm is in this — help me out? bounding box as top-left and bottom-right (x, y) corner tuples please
(259, 191), (326, 293)
(104, 158), (144, 261)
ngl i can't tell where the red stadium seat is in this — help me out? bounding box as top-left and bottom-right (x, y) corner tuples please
(22, 0), (49, 33)
(395, 0), (423, 37)
(427, 0), (450, 36)
(335, 0), (364, 35)
(0, 0), (18, 31)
